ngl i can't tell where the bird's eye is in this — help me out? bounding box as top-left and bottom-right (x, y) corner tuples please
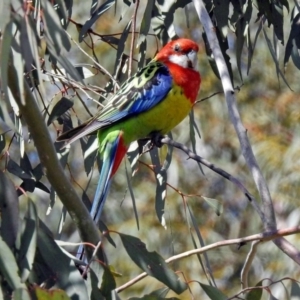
(174, 44), (180, 52)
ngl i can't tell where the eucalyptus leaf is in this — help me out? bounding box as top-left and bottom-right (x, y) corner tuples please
(0, 134), (5, 153)
(37, 220), (88, 298)
(47, 97), (74, 125)
(284, 12), (300, 70)
(138, 0), (154, 45)
(125, 160), (139, 229)
(119, 233), (187, 294)
(79, 0), (115, 41)
(0, 0), (10, 32)
(12, 288), (31, 300)
(245, 279), (263, 300)
(18, 199), (38, 282)
(202, 196), (223, 216)
(0, 236), (24, 290)
(7, 159), (32, 180)
(213, 0), (229, 39)
(0, 171), (19, 247)
(199, 282), (227, 300)
(150, 147), (167, 228)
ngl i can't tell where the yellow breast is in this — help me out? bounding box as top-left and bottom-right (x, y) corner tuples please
(119, 84), (193, 143)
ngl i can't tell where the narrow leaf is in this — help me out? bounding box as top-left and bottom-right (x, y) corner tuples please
(99, 263), (117, 297)
(138, 39), (147, 70)
(53, 0), (69, 29)
(113, 20), (132, 78)
(280, 0), (289, 12)
(18, 199), (38, 282)
(0, 21), (14, 105)
(213, 0), (229, 39)
(138, 0), (154, 45)
(291, 281), (300, 298)
(0, 236), (24, 290)
(81, 135), (98, 176)
(127, 141), (143, 176)
(271, 1), (284, 43)
(119, 233), (187, 294)
(87, 260), (116, 298)
(12, 48), (25, 105)
(284, 13), (300, 70)
(0, 0), (10, 33)
(118, 0), (132, 21)
(55, 138), (70, 169)
(0, 134), (5, 153)
(189, 111), (203, 175)
(99, 220), (116, 247)
(199, 282), (227, 300)
(36, 182), (50, 194)
(7, 159), (32, 180)
(0, 171), (19, 247)
(79, 0), (115, 41)
(37, 220), (88, 298)
(13, 288), (31, 300)
(41, 0), (71, 51)
(150, 147), (167, 228)
(202, 196), (223, 216)
(1, 21), (14, 101)
(262, 27), (292, 89)
(20, 152), (33, 174)
(151, 0), (191, 44)
(125, 160), (139, 229)
(245, 279), (263, 300)
(187, 204), (216, 286)
(47, 97), (74, 125)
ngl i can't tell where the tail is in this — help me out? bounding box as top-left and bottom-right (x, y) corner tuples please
(77, 130), (128, 259)
(92, 130), (128, 224)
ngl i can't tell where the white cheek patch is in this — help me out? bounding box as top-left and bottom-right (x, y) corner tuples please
(169, 54), (189, 68)
(169, 52), (198, 70)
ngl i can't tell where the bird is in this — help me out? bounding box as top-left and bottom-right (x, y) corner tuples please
(57, 38), (201, 225)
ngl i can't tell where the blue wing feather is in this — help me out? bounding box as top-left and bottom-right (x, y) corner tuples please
(58, 63), (173, 145)
(97, 64), (172, 123)
(126, 69), (172, 115)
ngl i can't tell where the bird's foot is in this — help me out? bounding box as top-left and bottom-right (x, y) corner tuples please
(150, 132), (166, 148)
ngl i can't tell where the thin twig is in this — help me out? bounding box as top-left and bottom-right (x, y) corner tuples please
(82, 240), (102, 278)
(159, 136), (264, 221)
(65, 31), (120, 89)
(115, 226), (300, 293)
(228, 277), (300, 300)
(240, 240), (261, 290)
(128, 0), (140, 77)
(195, 84), (244, 104)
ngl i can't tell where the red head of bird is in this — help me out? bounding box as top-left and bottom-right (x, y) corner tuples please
(155, 38), (201, 104)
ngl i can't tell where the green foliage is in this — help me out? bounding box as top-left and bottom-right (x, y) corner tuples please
(1, 0), (300, 299)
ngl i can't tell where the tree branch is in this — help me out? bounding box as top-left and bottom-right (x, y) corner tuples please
(192, 0), (275, 230)
(7, 59), (102, 261)
(192, 0), (300, 263)
(241, 240), (261, 289)
(159, 136), (264, 220)
(116, 226), (300, 293)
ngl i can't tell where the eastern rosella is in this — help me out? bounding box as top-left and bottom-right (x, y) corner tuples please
(57, 38), (201, 224)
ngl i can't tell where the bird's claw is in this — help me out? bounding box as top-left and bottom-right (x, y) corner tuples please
(150, 133), (165, 148)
